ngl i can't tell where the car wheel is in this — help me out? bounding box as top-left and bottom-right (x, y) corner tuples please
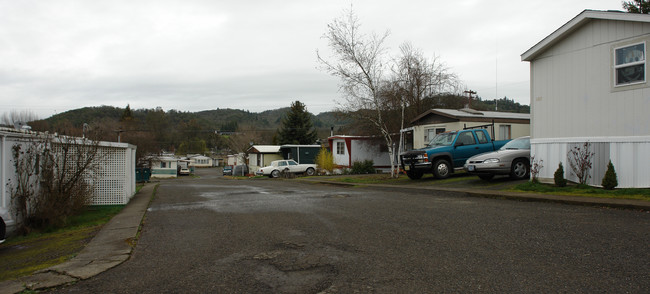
(510, 159), (529, 180)
(478, 174), (495, 181)
(433, 159), (451, 179)
(271, 170), (280, 178)
(406, 170), (424, 180)
(305, 167), (315, 176)
(0, 216), (5, 243)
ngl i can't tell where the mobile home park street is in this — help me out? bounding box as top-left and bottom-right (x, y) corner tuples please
(52, 168), (650, 293)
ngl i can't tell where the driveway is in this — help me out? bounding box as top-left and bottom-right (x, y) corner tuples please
(53, 168), (650, 293)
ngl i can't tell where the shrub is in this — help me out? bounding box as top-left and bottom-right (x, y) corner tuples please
(530, 156), (544, 183)
(601, 160), (618, 190)
(554, 162), (567, 187)
(315, 147), (335, 174)
(351, 160), (375, 174)
(8, 135), (101, 235)
(568, 142), (595, 185)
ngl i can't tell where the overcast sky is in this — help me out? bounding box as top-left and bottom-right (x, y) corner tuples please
(0, 0), (621, 119)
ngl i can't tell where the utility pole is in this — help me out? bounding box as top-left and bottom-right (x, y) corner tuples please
(463, 90), (476, 108)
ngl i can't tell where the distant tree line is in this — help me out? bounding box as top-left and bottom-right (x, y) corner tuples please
(7, 94), (527, 166)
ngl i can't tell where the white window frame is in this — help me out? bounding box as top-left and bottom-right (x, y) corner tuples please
(336, 141), (345, 155)
(499, 125), (511, 140)
(424, 127), (446, 142)
(614, 42), (646, 87)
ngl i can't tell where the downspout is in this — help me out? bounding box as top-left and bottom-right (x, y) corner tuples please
(297, 146), (300, 163)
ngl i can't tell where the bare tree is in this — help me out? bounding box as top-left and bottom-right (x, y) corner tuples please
(318, 8), (400, 177)
(568, 142), (595, 185)
(8, 133), (103, 234)
(1, 110), (39, 127)
(393, 42), (461, 119)
(390, 43), (462, 165)
(226, 124), (266, 164)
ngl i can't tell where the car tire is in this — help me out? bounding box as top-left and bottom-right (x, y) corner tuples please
(433, 159), (451, 179)
(406, 170), (424, 180)
(305, 167), (315, 176)
(0, 216), (5, 243)
(478, 174), (495, 181)
(510, 159), (529, 180)
(271, 170), (280, 178)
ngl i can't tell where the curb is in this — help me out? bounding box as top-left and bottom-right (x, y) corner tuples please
(0, 183), (156, 294)
(300, 179), (650, 211)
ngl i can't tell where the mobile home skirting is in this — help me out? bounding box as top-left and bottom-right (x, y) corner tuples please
(531, 136), (650, 188)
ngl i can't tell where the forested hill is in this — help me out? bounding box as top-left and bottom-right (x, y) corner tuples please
(25, 97), (528, 157)
(35, 95), (528, 134)
(37, 106), (350, 134)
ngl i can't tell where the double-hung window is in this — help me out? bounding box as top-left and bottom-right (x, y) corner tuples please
(336, 142), (345, 155)
(614, 42), (646, 86)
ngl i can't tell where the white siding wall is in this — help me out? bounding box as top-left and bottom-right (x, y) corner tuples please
(532, 137), (650, 188)
(529, 19), (650, 187)
(332, 139), (349, 167)
(351, 140), (390, 167)
(1, 131), (136, 233)
(531, 19), (650, 139)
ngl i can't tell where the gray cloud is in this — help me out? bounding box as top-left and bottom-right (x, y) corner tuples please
(0, 0), (619, 119)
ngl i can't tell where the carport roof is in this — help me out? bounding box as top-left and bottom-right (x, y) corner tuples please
(248, 145), (281, 153)
(411, 108), (530, 124)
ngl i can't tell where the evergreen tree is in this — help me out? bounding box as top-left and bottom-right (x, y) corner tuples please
(601, 161), (618, 190)
(277, 101), (318, 145)
(554, 162), (567, 187)
(120, 104), (133, 122)
(623, 0), (650, 13)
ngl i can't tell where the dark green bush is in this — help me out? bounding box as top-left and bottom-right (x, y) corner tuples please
(351, 160), (375, 174)
(601, 160), (618, 190)
(554, 162), (567, 187)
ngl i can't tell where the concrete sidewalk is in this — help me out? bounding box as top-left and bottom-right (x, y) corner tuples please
(0, 184), (156, 294)
(300, 178), (650, 211)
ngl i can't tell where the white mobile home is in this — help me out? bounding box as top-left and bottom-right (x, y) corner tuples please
(189, 155), (213, 168)
(404, 108), (530, 150)
(1, 127), (137, 233)
(150, 156), (178, 178)
(328, 136), (391, 172)
(522, 10), (650, 187)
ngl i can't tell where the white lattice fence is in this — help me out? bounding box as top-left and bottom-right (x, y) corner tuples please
(91, 145), (134, 205)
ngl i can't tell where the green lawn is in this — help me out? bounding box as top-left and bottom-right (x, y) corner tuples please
(310, 173), (650, 201)
(512, 181), (650, 201)
(0, 204), (126, 281)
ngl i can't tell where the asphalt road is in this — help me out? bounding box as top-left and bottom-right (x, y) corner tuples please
(52, 168), (650, 293)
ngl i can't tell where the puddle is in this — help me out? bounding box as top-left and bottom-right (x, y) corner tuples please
(149, 185), (363, 214)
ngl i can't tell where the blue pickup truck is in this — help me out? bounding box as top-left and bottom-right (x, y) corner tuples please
(400, 129), (510, 180)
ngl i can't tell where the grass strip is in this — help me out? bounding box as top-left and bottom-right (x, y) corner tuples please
(512, 182), (650, 201)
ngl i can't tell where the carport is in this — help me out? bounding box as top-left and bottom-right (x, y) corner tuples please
(280, 144), (321, 164)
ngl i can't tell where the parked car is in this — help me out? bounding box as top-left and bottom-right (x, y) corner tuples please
(256, 159), (317, 178)
(179, 167), (190, 175)
(400, 129), (511, 180)
(222, 165), (233, 176)
(1, 216), (6, 244)
(463, 136), (531, 180)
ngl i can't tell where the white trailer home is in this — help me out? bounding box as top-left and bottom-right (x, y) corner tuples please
(328, 136), (392, 173)
(522, 10), (650, 187)
(1, 127), (137, 233)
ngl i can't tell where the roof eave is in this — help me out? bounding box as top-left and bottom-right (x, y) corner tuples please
(410, 109), (458, 124)
(521, 10), (650, 62)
